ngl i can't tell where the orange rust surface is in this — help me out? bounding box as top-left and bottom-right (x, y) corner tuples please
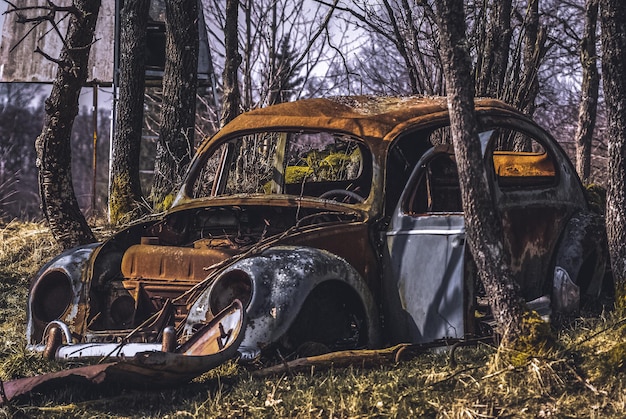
(121, 244), (238, 282)
(204, 96), (519, 147)
(493, 151), (556, 178)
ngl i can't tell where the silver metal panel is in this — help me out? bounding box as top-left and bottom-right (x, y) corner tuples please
(383, 146), (466, 344)
(384, 215), (465, 344)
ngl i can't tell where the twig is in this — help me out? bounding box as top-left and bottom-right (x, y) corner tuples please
(34, 46), (64, 65)
(0, 378), (9, 406)
(574, 316), (626, 346)
(564, 362), (601, 395)
(425, 365), (481, 388)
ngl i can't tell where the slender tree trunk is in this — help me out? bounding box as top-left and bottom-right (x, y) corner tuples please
(35, 0), (99, 249)
(150, 0), (199, 210)
(600, 0), (626, 309)
(401, 0), (433, 94)
(434, 0), (527, 344)
(476, 0), (512, 98)
(518, 0), (545, 116)
(383, 0), (420, 94)
(575, 0), (600, 185)
(242, 0), (253, 110)
(221, 0), (242, 126)
(109, 0), (150, 224)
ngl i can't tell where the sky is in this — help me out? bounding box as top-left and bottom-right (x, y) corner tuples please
(0, 2), (6, 33)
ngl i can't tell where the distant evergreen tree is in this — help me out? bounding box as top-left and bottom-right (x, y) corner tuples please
(267, 35), (305, 105)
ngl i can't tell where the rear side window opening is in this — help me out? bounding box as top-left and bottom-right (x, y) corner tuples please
(391, 123), (558, 217)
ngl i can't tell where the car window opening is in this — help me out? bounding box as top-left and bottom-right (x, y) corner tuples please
(192, 131), (371, 203)
(489, 128), (557, 188)
(407, 153), (463, 214)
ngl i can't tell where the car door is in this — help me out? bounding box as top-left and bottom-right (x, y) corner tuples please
(383, 144), (466, 344)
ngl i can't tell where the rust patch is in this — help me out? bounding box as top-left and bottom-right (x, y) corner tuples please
(2, 300), (245, 405)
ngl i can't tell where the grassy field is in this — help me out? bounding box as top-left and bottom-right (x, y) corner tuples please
(0, 220), (624, 418)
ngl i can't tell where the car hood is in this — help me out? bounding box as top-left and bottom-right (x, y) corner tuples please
(168, 194), (369, 220)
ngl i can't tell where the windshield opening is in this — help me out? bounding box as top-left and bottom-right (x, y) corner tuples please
(191, 131), (372, 204)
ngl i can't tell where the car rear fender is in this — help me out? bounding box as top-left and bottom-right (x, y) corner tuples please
(553, 210), (607, 312)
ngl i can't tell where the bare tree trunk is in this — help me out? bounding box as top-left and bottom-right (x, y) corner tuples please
(242, 0), (253, 110)
(109, 0), (150, 224)
(221, 0), (242, 126)
(382, 0), (420, 94)
(35, 0), (99, 250)
(518, 0), (545, 116)
(475, 0), (512, 98)
(434, 0), (527, 345)
(575, 0), (600, 185)
(150, 0), (199, 211)
(600, 0), (626, 309)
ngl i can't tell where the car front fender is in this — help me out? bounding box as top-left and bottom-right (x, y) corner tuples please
(184, 246), (380, 359)
(27, 243), (101, 345)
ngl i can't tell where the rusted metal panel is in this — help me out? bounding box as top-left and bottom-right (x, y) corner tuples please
(184, 247), (381, 361)
(121, 243), (238, 282)
(26, 243), (100, 344)
(281, 223), (377, 288)
(0, 1), (115, 83)
(200, 97), (521, 153)
(500, 206), (570, 300)
(2, 300), (245, 405)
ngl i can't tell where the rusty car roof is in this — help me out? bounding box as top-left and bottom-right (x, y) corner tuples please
(211, 96), (520, 143)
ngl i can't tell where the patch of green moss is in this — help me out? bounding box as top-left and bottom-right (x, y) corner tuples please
(110, 174), (150, 224)
(109, 174), (134, 224)
(321, 153), (351, 168)
(584, 184), (606, 216)
(285, 166), (313, 184)
(509, 310), (556, 366)
(155, 193), (175, 212)
(615, 282), (626, 312)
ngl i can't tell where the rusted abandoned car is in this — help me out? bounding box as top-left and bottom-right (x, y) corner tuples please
(26, 96), (606, 366)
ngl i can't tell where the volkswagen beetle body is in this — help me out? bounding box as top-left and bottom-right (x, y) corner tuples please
(26, 96), (606, 361)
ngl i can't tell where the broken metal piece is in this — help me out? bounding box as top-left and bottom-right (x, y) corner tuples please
(161, 326), (177, 352)
(553, 267), (580, 313)
(1, 300), (245, 406)
(42, 324), (62, 360)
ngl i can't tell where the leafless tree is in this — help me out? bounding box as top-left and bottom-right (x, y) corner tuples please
(434, 0), (528, 345)
(326, 0), (442, 95)
(204, 0), (339, 113)
(220, 0), (241, 126)
(600, 0), (626, 309)
(109, 0), (150, 223)
(474, 0), (512, 98)
(6, 0), (100, 249)
(575, 0), (600, 185)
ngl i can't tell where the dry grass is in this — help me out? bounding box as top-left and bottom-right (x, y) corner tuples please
(0, 221), (624, 418)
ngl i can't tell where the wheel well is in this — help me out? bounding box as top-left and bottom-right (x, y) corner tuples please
(285, 280), (369, 354)
(576, 251), (598, 294)
(553, 211), (608, 301)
